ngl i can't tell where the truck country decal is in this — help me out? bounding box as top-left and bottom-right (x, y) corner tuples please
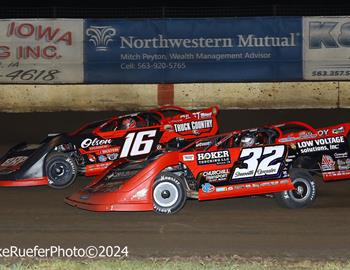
(297, 136), (345, 154)
(174, 119), (213, 133)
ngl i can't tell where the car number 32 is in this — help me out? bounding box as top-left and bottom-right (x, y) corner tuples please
(232, 145), (286, 179)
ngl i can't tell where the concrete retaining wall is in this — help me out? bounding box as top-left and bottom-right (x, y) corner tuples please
(0, 82), (346, 112)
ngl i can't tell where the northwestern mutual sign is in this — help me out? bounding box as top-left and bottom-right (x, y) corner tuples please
(85, 18), (302, 83)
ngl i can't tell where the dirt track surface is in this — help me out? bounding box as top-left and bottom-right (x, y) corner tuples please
(1, 109), (350, 259)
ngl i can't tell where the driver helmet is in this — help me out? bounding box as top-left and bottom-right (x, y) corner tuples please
(240, 133), (256, 147)
(122, 118), (136, 129)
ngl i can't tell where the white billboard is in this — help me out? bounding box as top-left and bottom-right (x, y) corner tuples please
(0, 19), (83, 83)
(303, 16), (350, 80)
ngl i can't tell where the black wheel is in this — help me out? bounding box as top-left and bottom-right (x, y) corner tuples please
(153, 172), (187, 215)
(274, 169), (316, 209)
(45, 152), (77, 189)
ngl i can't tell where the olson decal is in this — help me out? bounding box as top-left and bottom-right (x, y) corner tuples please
(81, 138), (112, 149)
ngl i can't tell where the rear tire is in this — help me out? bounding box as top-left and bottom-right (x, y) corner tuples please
(45, 152), (77, 189)
(153, 172), (187, 214)
(274, 169), (316, 209)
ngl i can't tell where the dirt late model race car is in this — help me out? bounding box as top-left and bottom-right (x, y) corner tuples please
(66, 121), (350, 214)
(0, 106), (219, 188)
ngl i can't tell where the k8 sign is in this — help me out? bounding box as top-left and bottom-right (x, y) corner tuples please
(0, 19), (83, 83)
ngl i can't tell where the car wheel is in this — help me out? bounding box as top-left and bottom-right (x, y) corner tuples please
(45, 152), (77, 189)
(274, 169), (316, 209)
(153, 172), (187, 214)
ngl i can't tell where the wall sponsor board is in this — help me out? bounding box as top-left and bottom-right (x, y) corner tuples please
(84, 18), (302, 83)
(0, 19), (83, 83)
(303, 16), (350, 80)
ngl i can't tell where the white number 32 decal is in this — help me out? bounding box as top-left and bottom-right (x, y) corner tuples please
(232, 145), (285, 180)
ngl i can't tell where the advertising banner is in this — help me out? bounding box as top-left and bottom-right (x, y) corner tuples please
(0, 19), (84, 83)
(84, 18), (302, 83)
(303, 16), (350, 80)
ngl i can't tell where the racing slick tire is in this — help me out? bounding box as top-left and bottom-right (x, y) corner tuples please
(152, 172), (187, 215)
(45, 152), (77, 189)
(274, 169), (316, 209)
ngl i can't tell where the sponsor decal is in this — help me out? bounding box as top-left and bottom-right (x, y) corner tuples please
(201, 183), (215, 193)
(297, 136), (345, 153)
(321, 155), (335, 171)
(279, 136), (298, 143)
(197, 150), (231, 165)
(215, 179), (290, 193)
(98, 155), (107, 162)
(337, 158), (350, 171)
(279, 132), (317, 143)
(80, 194), (90, 200)
(323, 169), (350, 178)
(107, 153), (118, 161)
(195, 141), (212, 148)
(334, 152), (348, 159)
(1, 156), (28, 167)
(174, 119), (213, 133)
(81, 138), (112, 149)
(317, 129), (329, 136)
(299, 132), (317, 139)
(232, 146), (285, 180)
(131, 188), (148, 200)
(333, 126), (345, 134)
(86, 26), (117, 51)
(216, 187), (227, 192)
(182, 154), (194, 161)
(88, 154), (96, 163)
(98, 146), (120, 155)
(203, 169), (229, 182)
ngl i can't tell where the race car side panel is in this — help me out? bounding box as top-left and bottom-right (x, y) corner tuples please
(179, 145), (294, 201)
(0, 134), (75, 186)
(65, 152), (180, 211)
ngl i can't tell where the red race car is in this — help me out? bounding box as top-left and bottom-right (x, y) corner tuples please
(0, 106), (219, 188)
(66, 121), (350, 214)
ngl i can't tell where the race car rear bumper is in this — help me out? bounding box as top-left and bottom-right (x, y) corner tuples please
(0, 177), (48, 187)
(64, 196), (153, 212)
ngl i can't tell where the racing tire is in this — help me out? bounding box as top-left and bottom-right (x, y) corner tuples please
(274, 169), (316, 209)
(152, 172), (187, 215)
(45, 152), (77, 189)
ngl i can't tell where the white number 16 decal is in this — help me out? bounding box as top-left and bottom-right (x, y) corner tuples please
(232, 145), (285, 179)
(120, 130), (157, 158)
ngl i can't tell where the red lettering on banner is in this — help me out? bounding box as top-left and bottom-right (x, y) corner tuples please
(0, 46), (10, 59)
(7, 22), (72, 46)
(16, 45), (58, 59)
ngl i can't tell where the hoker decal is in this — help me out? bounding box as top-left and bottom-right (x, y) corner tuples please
(174, 119), (213, 133)
(297, 136), (345, 154)
(197, 150), (231, 165)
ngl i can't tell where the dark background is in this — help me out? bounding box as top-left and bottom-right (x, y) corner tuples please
(2, 0), (350, 18)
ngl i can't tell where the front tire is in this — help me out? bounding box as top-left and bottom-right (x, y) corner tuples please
(275, 170), (316, 209)
(45, 152), (77, 189)
(153, 172), (187, 214)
